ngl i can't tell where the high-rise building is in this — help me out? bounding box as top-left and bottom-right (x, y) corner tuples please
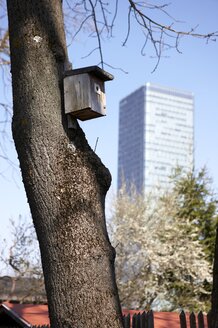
(118, 83), (194, 194)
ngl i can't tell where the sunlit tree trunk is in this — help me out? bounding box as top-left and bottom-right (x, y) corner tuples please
(7, 1), (123, 327)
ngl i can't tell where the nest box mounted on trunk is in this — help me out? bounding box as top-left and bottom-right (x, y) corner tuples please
(64, 66), (114, 121)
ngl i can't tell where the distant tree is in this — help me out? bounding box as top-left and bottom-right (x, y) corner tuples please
(170, 167), (218, 264)
(110, 180), (212, 311)
(0, 216), (44, 302)
(0, 216), (42, 277)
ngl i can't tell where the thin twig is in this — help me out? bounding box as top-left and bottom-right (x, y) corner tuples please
(88, 0), (104, 68)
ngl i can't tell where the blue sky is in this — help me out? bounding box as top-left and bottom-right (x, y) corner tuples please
(0, 0), (218, 241)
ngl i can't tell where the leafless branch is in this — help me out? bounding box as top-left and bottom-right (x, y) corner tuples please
(81, 46), (99, 59)
(64, 0), (218, 72)
(102, 62), (128, 74)
(0, 216), (45, 302)
(88, 0), (104, 67)
(127, 0), (218, 40)
(64, 0), (118, 69)
(126, 0), (217, 70)
(0, 217), (42, 278)
(110, 0), (118, 37)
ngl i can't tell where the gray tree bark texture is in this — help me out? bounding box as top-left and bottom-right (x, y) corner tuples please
(211, 228), (218, 328)
(7, 1), (123, 327)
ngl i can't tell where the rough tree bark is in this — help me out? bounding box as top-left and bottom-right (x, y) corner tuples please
(211, 228), (218, 328)
(7, 1), (123, 327)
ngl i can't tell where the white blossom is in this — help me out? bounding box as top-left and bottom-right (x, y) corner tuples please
(109, 185), (212, 311)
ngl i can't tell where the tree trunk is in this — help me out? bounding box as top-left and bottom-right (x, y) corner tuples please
(7, 1), (123, 327)
(211, 228), (218, 328)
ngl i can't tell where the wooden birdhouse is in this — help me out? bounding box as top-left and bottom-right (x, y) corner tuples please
(64, 66), (114, 121)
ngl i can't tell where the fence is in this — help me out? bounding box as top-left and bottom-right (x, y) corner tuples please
(180, 310), (210, 328)
(123, 310), (154, 328)
(123, 310), (210, 328)
(1, 311), (211, 328)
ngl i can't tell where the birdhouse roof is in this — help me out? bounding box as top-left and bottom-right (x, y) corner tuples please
(64, 66), (114, 81)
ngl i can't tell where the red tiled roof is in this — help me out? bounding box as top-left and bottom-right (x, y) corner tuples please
(3, 302), (50, 326)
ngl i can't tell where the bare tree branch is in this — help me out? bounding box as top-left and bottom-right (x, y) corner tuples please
(127, 0), (218, 40)
(64, 0), (218, 72)
(88, 0), (104, 67)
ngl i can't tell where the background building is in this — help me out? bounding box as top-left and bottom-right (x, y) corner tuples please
(118, 83), (194, 193)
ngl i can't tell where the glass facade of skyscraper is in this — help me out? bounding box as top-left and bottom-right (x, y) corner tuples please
(118, 83), (194, 193)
